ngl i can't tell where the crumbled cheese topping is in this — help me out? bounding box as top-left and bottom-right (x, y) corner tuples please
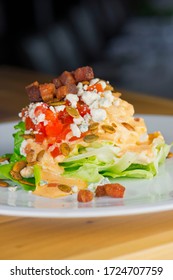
(0, 160), (9, 165)
(89, 78), (99, 86)
(37, 113), (45, 123)
(66, 94), (79, 108)
(90, 108), (107, 122)
(70, 123), (81, 137)
(20, 140), (28, 156)
(24, 102), (48, 125)
(55, 105), (65, 112)
(81, 91), (100, 106)
(98, 80), (107, 90)
(20, 78), (118, 139)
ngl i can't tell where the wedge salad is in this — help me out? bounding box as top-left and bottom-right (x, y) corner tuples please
(0, 66), (172, 199)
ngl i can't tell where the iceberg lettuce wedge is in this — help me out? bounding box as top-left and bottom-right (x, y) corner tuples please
(60, 141), (171, 183)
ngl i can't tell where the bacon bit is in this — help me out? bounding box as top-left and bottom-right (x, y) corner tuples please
(74, 66), (94, 82)
(104, 183), (125, 198)
(55, 85), (69, 101)
(167, 152), (173, 159)
(39, 83), (55, 102)
(77, 189), (94, 202)
(52, 77), (62, 88)
(95, 185), (107, 197)
(59, 71), (76, 85)
(95, 183), (125, 198)
(25, 81), (42, 103)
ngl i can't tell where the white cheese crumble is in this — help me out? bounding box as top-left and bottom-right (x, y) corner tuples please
(0, 160), (9, 165)
(72, 185), (78, 193)
(81, 91), (100, 106)
(99, 98), (112, 108)
(98, 80), (107, 90)
(70, 123), (81, 137)
(20, 140), (28, 156)
(73, 116), (84, 125)
(89, 78), (99, 86)
(90, 108), (107, 122)
(37, 113), (45, 123)
(20, 166), (34, 178)
(49, 106), (56, 113)
(66, 94), (79, 108)
(104, 90), (114, 102)
(83, 84), (88, 90)
(79, 123), (89, 133)
(55, 105), (65, 112)
(88, 177), (111, 192)
(25, 102), (48, 125)
(8, 186), (18, 192)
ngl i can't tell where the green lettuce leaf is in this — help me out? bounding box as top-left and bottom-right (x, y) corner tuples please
(10, 121), (26, 162)
(60, 141), (171, 183)
(0, 163), (35, 191)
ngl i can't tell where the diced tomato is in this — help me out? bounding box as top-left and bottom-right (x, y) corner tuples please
(34, 105), (47, 117)
(69, 131), (88, 142)
(25, 116), (35, 130)
(45, 108), (56, 121)
(65, 100), (71, 106)
(47, 137), (58, 145)
(35, 122), (46, 134)
(87, 83), (103, 92)
(56, 124), (71, 141)
(50, 146), (61, 158)
(58, 109), (73, 124)
(77, 102), (90, 117)
(21, 107), (28, 118)
(45, 120), (63, 137)
(35, 133), (45, 143)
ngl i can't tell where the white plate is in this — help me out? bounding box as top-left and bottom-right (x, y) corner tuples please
(0, 115), (173, 218)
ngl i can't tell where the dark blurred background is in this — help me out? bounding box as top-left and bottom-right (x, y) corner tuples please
(0, 0), (173, 99)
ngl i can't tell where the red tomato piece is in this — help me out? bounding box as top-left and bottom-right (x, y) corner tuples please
(25, 116), (35, 130)
(56, 124), (71, 141)
(69, 131), (88, 142)
(34, 105), (47, 117)
(45, 109), (56, 121)
(87, 83), (103, 92)
(77, 102), (90, 117)
(58, 109), (73, 124)
(35, 122), (46, 134)
(21, 107), (28, 118)
(35, 133), (45, 143)
(45, 120), (63, 137)
(50, 146), (61, 158)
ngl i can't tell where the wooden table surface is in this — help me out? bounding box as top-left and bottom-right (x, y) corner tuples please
(0, 65), (173, 260)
